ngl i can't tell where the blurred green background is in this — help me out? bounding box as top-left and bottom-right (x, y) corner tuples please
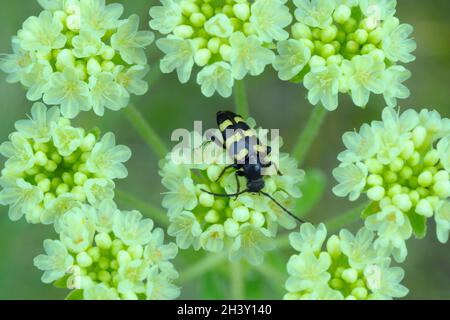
(0, 0), (448, 300)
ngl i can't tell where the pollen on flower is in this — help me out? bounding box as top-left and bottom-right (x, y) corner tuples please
(0, 103), (131, 227)
(33, 204), (180, 300)
(159, 119), (305, 265)
(0, 0), (154, 118)
(149, 0), (291, 97)
(274, 0), (416, 110)
(285, 223), (409, 300)
(333, 106), (450, 262)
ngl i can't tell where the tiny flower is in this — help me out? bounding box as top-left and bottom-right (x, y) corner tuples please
(229, 32), (275, 80)
(17, 10), (66, 53)
(15, 103), (60, 143)
(1, 0), (154, 118)
(86, 132), (132, 179)
(34, 204), (180, 300)
(294, 0), (335, 28)
(277, 0), (415, 109)
(157, 37), (195, 84)
(88, 72), (129, 116)
(289, 222), (327, 254)
(144, 228), (179, 268)
(285, 223), (408, 300)
(249, 0), (292, 42)
(382, 66), (411, 108)
(0, 103), (131, 226)
(146, 266), (180, 300)
(113, 210), (154, 246)
(0, 178), (43, 221)
(273, 39), (311, 81)
(33, 239), (74, 283)
(84, 284), (120, 300)
(150, 0), (292, 97)
(0, 38), (34, 83)
(337, 124), (379, 163)
(160, 117), (305, 265)
(382, 17), (416, 63)
(303, 65), (340, 111)
(111, 15), (155, 65)
(333, 107), (450, 261)
(341, 55), (385, 107)
(43, 67), (90, 119)
(149, 0), (183, 34)
(435, 201), (450, 244)
(197, 62), (234, 98)
(58, 206), (96, 253)
(79, 0), (123, 34)
(72, 30), (104, 58)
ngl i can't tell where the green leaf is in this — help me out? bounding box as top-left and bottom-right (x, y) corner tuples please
(295, 168), (326, 217)
(65, 289), (84, 300)
(53, 276), (68, 289)
(361, 201), (380, 219)
(407, 210), (427, 239)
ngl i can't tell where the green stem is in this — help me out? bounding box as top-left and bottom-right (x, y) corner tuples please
(233, 80), (250, 118)
(230, 261), (245, 300)
(325, 201), (370, 233)
(178, 254), (227, 284)
(292, 106), (327, 167)
(124, 104), (168, 159)
(276, 201), (369, 249)
(115, 188), (169, 227)
(253, 264), (285, 295)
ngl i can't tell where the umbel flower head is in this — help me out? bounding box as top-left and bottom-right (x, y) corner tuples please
(34, 203), (180, 300)
(149, 0), (292, 97)
(285, 223), (409, 300)
(0, 103), (131, 228)
(333, 107), (450, 262)
(159, 125), (305, 265)
(274, 0), (416, 110)
(0, 0), (154, 118)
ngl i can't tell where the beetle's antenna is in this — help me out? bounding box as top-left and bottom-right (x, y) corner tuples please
(200, 188), (249, 198)
(260, 191), (305, 224)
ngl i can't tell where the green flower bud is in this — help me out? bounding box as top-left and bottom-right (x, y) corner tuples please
(367, 186), (385, 201)
(333, 5), (351, 24)
(292, 23), (312, 40)
(77, 252), (93, 268)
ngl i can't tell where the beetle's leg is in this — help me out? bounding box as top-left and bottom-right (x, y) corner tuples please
(215, 164), (235, 182)
(262, 160), (283, 176)
(234, 171), (245, 200)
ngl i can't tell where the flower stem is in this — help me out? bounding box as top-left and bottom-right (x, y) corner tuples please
(253, 263), (285, 296)
(115, 188), (169, 227)
(230, 261), (245, 300)
(178, 253), (227, 284)
(275, 201), (369, 249)
(234, 80), (250, 118)
(325, 201), (369, 233)
(292, 106), (327, 167)
(124, 104), (168, 159)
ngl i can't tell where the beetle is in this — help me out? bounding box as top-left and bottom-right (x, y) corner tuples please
(201, 110), (305, 224)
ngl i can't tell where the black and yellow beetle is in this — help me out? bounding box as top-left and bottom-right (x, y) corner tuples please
(202, 111), (305, 224)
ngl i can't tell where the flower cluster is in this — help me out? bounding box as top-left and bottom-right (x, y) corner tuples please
(149, 0), (292, 97)
(274, 0), (416, 110)
(333, 107), (449, 262)
(34, 203), (180, 300)
(285, 223), (409, 300)
(0, 0), (154, 118)
(159, 129), (305, 265)
(0, 103), (131, 228)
